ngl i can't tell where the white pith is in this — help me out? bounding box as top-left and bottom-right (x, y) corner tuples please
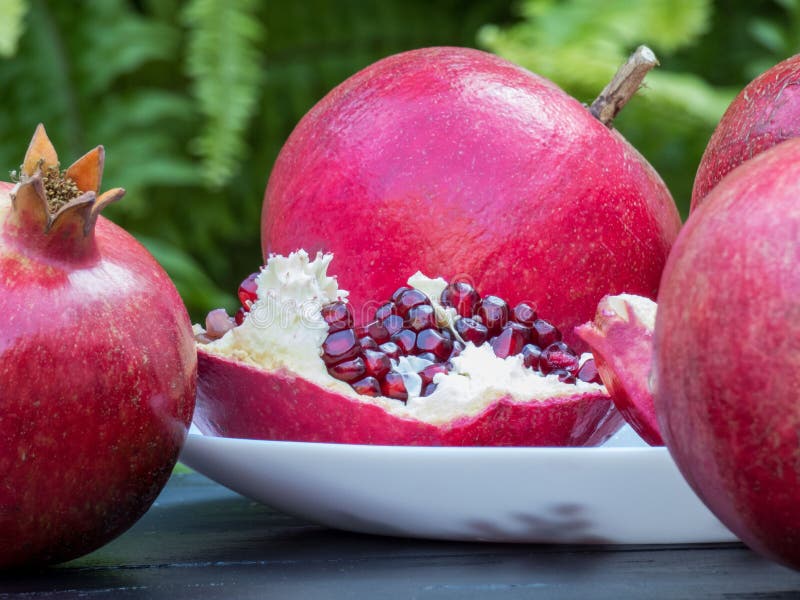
(197, 250), (605, 425)
(603, 293), (657, 331)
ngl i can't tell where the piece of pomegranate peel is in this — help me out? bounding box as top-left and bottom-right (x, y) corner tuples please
(575, 294), (663, 446)
(194, 251), (623, 447)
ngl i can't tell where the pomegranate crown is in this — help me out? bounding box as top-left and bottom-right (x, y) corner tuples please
(10, 124), (125, 238)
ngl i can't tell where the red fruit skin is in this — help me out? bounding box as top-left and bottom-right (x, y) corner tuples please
(692, 54), (800, 210)
(654, 139), (800, 570)
(0, 187), (197, 567)
(262, 47), (680, 351)
(195, 348), (623, 447)
(576, 296), (664, 446)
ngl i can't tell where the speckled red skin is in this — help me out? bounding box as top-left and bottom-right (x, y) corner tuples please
(655, 139), (800, 570)
(692, 54), (800, 210)
(261, 47), (680, 351)
(195, 348), (623, 447)
(576, 296), (663, 446)
(0, 185), (196, 568)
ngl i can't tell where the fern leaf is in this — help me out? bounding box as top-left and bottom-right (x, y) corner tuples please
(183, 0), (266, 187)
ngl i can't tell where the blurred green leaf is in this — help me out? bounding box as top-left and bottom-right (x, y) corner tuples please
(0, 0), (27, 58)
(136, 235), (237, 319)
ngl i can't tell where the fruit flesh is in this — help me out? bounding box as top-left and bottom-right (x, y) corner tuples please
(655, 138), (800, 570)
(262, 47), (681, 351)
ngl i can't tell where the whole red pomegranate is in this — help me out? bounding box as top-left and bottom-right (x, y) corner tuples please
(261, 46), (681, 350)
(692, 54), (800, 209)
(0, 126), (197, 567)
(655, 138), (800, 570)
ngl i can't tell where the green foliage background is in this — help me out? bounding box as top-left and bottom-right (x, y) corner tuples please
(1, 0), (798, 321)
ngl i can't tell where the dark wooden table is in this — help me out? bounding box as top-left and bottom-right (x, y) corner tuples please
(2, 472), (799, 599)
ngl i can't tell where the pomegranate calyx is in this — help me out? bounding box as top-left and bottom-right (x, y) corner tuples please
(589, 45), (658, 127)
(9, 124), (125, 239)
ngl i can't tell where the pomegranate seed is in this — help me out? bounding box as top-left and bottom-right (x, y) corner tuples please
(357, 320), (390, 343)
(420, 363), (448, 386)
(454, 317), (488, 345)
(351, 377), (382, 397)
(329, 357), (366, 383)
(391, 286), (412, 303)
(375, 301), (396, 320)
(406, 304), (437, 332)
(421, 383), (438, 397)
(477, 295), (508, 335)
(379, 341), (401, 360)
(321, 329), (361, 366)
(381, 372), (408, 401)
(540, 341), (579, 376)
(521, 344), (542, 370)
(512, 302), (537, 325)
(205, 308), (235, 339)
(552, 369), (576, 384)
(238, 272), (259, 308)
(391, 329), (417, 354)
(359, 336), (379, 351)
(382, 314), (404, 336)
(234, 307), (246, 326)
(416, 351), (439, 363)
(395, 289), (429, 317)
(577, 358), (602, 384)
(532, 319), (561, 347)
(363, 350), (391, 379)
(489, 327), (525, 359)
(503, 321), (533, 344)
(415, 328), (453, 360)
(321, 301), (353, 332)
(440, 281), (481, 317)
(450, 340), (465, 359)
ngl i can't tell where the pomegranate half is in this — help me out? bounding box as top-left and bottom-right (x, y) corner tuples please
(261, 46), (681, 351)
(656, 138), (800, 570)
(194, 251), (623, 446)
(0, 126), (197, 567)
(692, 54), (800, 209)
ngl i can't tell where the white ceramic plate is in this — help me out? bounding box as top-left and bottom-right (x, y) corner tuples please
(179, 425), (736, 545)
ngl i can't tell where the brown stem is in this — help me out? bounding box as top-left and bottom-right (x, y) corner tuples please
(589, 45), (659, 128)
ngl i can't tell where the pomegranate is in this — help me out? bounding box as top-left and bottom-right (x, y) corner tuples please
(0, 126), (197, 567)
(576, 294), (663, 446)
(261, 46), (681, 351)
(194, 250), (623, 446)
(622, 139), (800, 570)
(692, 54), (800, 209)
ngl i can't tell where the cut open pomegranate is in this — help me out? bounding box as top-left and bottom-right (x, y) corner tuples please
(193, 251), (623, 446)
